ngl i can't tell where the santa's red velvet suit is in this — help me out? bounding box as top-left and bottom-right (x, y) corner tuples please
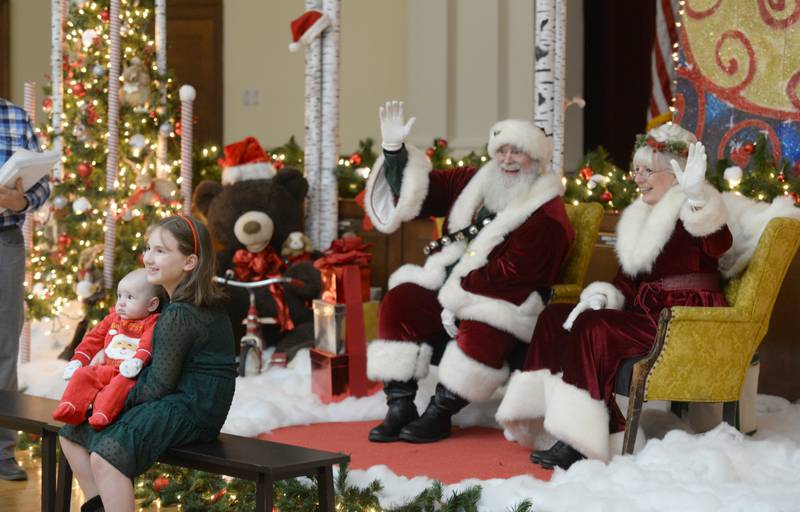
(365, 141), (574, 410)
(54, 311), (158, 427)
(496, 184), (732, 461)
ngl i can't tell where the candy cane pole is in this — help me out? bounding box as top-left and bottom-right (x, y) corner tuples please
(179, 85), (196, 213)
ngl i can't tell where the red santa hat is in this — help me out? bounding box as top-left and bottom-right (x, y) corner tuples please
(218, 137), (275, 185)
(288, 10), (331, 52)
(487, 119), (553, 166)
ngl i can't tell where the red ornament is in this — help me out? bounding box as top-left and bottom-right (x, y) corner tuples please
(777, 173), (786, 183)
(425, 147), (435, 158)
(273, 160), (284, 171)
(210, 488), (228, 503)
(58, 234), (72, 247)
(86, 105), (99, 125)
(600, 191), (613, 202)
(790, 192), (800, 205)
(175, 121), (182, 137)
(100, 10), (110, 22)
(579, 166), (593, 180)
(42, 97), (53, 111)
(77, 162), (93, 179)
(71, 83), (86, 98)
(51, 250), (65, 264)
(152, 476), (170, 492)
(792, 160), (800, 177)
(65, 147), (73, 157)
(349, 153), (362, 166)
(743, 142), (755, 155)
(436, 138), (448, 149)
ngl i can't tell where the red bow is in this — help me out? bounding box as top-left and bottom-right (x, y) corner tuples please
(314, 236), (372, 269)
(232, 248), (294, 332)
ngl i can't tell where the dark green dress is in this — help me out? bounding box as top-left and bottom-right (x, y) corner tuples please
(60, 302), (237, 477)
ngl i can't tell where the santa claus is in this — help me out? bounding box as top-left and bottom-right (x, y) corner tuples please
(364, 101), (574, 443)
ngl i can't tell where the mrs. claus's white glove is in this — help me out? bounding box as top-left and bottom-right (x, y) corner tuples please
(119, 358), (144, 378)
(441, 309), (458, 338)
(379, 100), (416, 151)
(671, 142), (707, 207)
(63, 360), (83, 380)
(562, 294), (607, 332)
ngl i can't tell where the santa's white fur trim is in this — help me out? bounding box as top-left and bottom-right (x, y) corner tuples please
(221, 162), (276, 185)
(580, 281), (625, 310)
(679, 186), (728, 237)
(488, 119), (553, 164)
(437, 342), (509, 402)
(615, 185), (685, 276)
(365, 145), (431, 234)
(366, 340), (433, 382)
(719, 193), (800, 278)
(494, 369), (561, 447)
(434, 170), (563, 339)
(543, 377), (610, 461)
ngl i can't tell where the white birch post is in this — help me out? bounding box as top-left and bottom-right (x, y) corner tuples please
(50, 0), (63, 181)
(155, 0), (169, 177)
(20, 82), (37, 364)
(179, 85), (196, 213)
(103, 0), (122, 290)
(319, 0), (340, 250)
(155, 0), (167, 75)
(303, 0), (323, 248)
(551, 0), (567, 174)
(533, 0), (556, 142)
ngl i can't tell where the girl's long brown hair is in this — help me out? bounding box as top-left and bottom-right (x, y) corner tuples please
(147, 215), (225, 308)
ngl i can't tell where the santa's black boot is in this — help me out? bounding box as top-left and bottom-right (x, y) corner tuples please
(368, 380), (419, 442)
(398, 383), (468, 443)
(80, 495), (105, 512)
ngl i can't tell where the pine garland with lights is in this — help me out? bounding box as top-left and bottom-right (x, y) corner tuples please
(563, 146), (637, 211)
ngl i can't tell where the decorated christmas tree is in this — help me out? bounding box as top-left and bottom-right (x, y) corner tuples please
(29, 0), (184, 324)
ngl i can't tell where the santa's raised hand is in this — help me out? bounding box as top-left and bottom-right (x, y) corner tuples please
(379, 100), (416, 151)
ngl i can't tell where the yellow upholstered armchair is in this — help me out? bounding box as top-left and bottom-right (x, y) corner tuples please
(550, 202), (605, 304)
(622, 217), (800, 454)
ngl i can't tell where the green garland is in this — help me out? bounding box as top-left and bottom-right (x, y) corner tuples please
(633, 133), (690, 158)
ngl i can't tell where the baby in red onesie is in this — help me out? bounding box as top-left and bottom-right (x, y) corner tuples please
(53, 268), (163, 430)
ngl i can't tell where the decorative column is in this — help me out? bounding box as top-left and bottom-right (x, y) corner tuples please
(155, 0), (169, 177)
(103, 0), (122, 290)
(303, 0), (324, 248)
(179, 85), (196, 213)
(50, 0), (64, 181)
(319, 0), (341, 250)
(551, 0), (567, 174)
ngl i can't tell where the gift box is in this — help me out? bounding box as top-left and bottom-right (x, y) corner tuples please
(311, 349), (382, 404)
(313, 299), (379, 355)
(314, 235), (372, 303)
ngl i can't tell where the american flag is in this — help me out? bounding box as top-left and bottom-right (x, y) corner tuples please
(648, 0), (681, 129)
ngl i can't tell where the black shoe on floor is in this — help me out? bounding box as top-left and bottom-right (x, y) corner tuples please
(530, 441), (586, 470)
(0, 458), (27, 481)
(398, 384), (468, 443)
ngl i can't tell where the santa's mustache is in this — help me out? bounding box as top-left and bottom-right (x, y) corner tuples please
(500, 163), (522, 172)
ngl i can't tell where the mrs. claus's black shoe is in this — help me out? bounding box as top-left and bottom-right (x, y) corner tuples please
(530, 440), (586, 470)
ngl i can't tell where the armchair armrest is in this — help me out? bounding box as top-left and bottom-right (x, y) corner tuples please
(549, 284), (581, 304)
(636, 306), (760, 402)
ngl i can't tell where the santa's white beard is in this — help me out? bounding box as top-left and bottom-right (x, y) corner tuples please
(483, 164), (538, 212)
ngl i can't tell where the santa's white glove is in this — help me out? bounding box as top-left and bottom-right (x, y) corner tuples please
(119, 358), (144, 378)
(562, 294), (607, 332)
(441, 309), (458, 338)
(379, 100), (416, 151)
(63, 360), (83, 380)
(671, 142), (707, 208)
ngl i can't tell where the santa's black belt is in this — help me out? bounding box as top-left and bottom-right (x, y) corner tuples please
(423, 213), (498, 255)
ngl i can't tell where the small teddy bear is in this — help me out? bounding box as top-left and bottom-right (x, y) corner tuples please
(281, 231), (314, 264)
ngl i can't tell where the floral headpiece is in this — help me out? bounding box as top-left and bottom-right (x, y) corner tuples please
(634, 123), (696, 158)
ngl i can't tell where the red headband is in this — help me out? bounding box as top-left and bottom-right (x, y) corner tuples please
(177, 214), (199, 255)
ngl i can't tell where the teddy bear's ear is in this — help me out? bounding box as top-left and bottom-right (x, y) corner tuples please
(273, 168), (309, 201)
(192, 180), (223, 217)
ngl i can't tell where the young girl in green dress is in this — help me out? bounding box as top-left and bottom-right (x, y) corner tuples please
(59, 215), (237, 512)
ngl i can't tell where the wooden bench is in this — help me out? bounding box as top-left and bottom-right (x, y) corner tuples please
(0, 391), (350, 512)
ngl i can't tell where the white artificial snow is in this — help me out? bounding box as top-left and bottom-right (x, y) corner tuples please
(20, 311), (800, 511)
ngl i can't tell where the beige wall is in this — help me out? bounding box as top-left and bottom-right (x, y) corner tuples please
(9, 0), (583, 167)
(7, 0), (50, 122)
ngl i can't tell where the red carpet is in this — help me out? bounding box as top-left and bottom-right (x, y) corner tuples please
(258, 421), (552, 484)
